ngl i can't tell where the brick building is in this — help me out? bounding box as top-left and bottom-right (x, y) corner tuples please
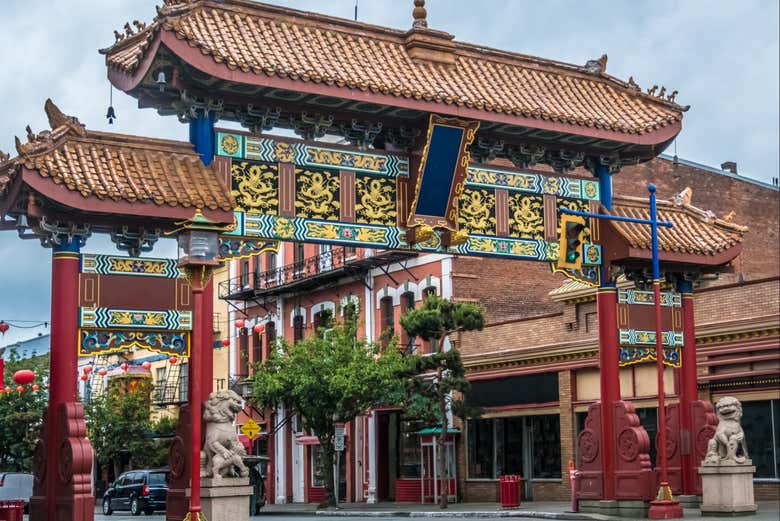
(221, 154), (778, 504)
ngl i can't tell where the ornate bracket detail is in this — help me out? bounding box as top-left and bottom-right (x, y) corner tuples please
(172, 91), (224, 122)
(290, 112), (334, 140)
(110, 226), (162, 257)
(384, 126), (421, 151)
(235, 105), (282, 134)
(507, 144), (546, 169)
(340, 119), (383, 150)
(470, 137), (505, 163)
(35, 216), (91, 248)
(548, 149), (586, 174)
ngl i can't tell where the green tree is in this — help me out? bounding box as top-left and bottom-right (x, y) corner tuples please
(249, 311), (405, 507)
(85, 377), (155, 478)
(399, 296), (484, 508)
(0, 350), (49, 471)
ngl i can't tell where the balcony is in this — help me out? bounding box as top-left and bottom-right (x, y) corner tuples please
(219, 246), (417, 301)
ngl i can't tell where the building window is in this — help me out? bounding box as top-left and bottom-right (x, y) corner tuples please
(467, 415), (561, 480)
(741, 399), (780, 479)
(345, 245), (357, 257)
(400, 291), (416, 353)
(252, 324), (263, 370)
(423, 286), (437, 299)
(294, 242), (305, 276)
(240, 260), (250, 288)
(311, 446), (326, 487)
(313, 309), (332, 338)
(238, 328), (249, 376)
(155, 367), (166, 402)
(467, 418), (495, 478)
(179, 363), (188, 403)
(379, 296), (394, 348)
(264, 321), (276, 359)
(293, 315), (304, 344)
(398, 420), (422, 478)
(265, 252), (277, 285)
(531, 415), (562, 479)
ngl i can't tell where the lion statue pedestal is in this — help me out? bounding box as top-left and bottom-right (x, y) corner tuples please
(187, 390), (253, 521)
(699, 397), (757, 516)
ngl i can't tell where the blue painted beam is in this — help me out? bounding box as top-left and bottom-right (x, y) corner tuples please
(189, 113), (216, 166)
(593, 162), (613, 210)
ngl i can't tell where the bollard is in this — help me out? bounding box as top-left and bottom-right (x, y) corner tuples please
(568, 460), (578, 513)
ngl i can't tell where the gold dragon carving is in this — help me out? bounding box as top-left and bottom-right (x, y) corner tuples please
(355, 175), (396, 226)
(231, 161), (279, 214)
(457, 188), (496, 235)
(508, 194), (544, 240)
(295, 168), (340, 220)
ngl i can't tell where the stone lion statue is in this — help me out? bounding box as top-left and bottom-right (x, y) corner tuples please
(201, 390), (250, 479)
(704, 396), (748, 465)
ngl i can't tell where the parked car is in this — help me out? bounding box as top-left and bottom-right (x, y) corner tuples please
(102, 469), (168, 516)
(0, 473), (33, 513)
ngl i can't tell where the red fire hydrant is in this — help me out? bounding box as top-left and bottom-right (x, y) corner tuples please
(569, 459), (578, 513)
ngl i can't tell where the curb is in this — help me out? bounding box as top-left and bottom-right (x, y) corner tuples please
(312, 510), (609, 520)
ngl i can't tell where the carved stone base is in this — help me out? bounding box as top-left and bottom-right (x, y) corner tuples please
(29, 402), (94, 521)
(187, 477), (253, 521)
(700, 462), (758, 516)
(579, 499), (649, 518)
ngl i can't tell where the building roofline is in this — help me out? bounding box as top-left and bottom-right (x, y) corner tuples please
(658, 154), (779, 191)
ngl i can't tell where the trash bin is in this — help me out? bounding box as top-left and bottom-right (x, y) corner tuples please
(0, 500), (24, 521)
(499, 475), (522, 508)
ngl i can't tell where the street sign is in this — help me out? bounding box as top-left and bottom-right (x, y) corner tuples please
(334, 422), (345, 452)
(240, 418), (261, 440)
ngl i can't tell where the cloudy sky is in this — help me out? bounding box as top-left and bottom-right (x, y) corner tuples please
(0, 0), (777, 346)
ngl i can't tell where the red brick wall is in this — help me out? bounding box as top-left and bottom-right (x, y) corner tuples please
(614, 158), (780, 282)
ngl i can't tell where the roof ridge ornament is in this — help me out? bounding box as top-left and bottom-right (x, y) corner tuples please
(672, 186), (693, 206)
(44, 99), (86, 135)
(412, 0), (427, 29)
(584, 54), (608, 75)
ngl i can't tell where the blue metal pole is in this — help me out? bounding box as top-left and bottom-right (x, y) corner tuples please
(647, 183), (681, 517)
(560, 208), (673, 228)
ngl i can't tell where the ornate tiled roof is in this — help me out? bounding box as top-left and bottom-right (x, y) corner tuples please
(0, 100), (233, 212)
(607, 190), (748, 256)
(102, 0), (684, 136)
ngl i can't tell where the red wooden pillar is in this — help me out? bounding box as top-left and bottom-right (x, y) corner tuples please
(30, 236), (94, 521)
(678, 281), (698, 496)
(201, 279), (214, 394)
(597, 283), (620, 500)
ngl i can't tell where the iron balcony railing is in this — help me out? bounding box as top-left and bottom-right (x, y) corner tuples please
(219, 246), (416, 301)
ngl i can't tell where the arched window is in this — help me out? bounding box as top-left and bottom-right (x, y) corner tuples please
(400, 291), (416, 353)
(238, 327), (249, 376)
(379, 296), (394, 348)
(264, 321), (276, 360)
(293, 315), (304, 344)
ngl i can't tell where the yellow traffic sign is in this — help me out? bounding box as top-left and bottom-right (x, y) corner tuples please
(240, 418), (261, 439)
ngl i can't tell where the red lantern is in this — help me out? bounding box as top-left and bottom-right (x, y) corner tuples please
(141, 361), (152, 370)
(221, 338), (230, 347)
(80, 374), (88, 381)
(83, 365), (93, 375)
(169, 356), (178, 365)
(32, 384), (39, 392)
(12, 369), (35, 385)
(120, 362), (129, 371)
(16, 386), (23, 393)
(234, 319), (245, 329)
(0, 321), (9, 335)
(253, 324), (265, 335)
(98, 368), (108, 376)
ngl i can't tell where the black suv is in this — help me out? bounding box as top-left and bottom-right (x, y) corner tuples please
(102, 469), (168, 516)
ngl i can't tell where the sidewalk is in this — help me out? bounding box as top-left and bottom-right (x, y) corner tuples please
(259, 500), (780, 520)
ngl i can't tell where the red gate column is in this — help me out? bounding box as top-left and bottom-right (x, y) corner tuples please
(30, 235), (94, 521)
(677, 279), (698, 496)
(597, 282), (620, 499)
(201, 278), (214, 394)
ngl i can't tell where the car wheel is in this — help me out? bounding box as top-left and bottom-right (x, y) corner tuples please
(102, 497), (113, 515)
(130, 497), (141, 516)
